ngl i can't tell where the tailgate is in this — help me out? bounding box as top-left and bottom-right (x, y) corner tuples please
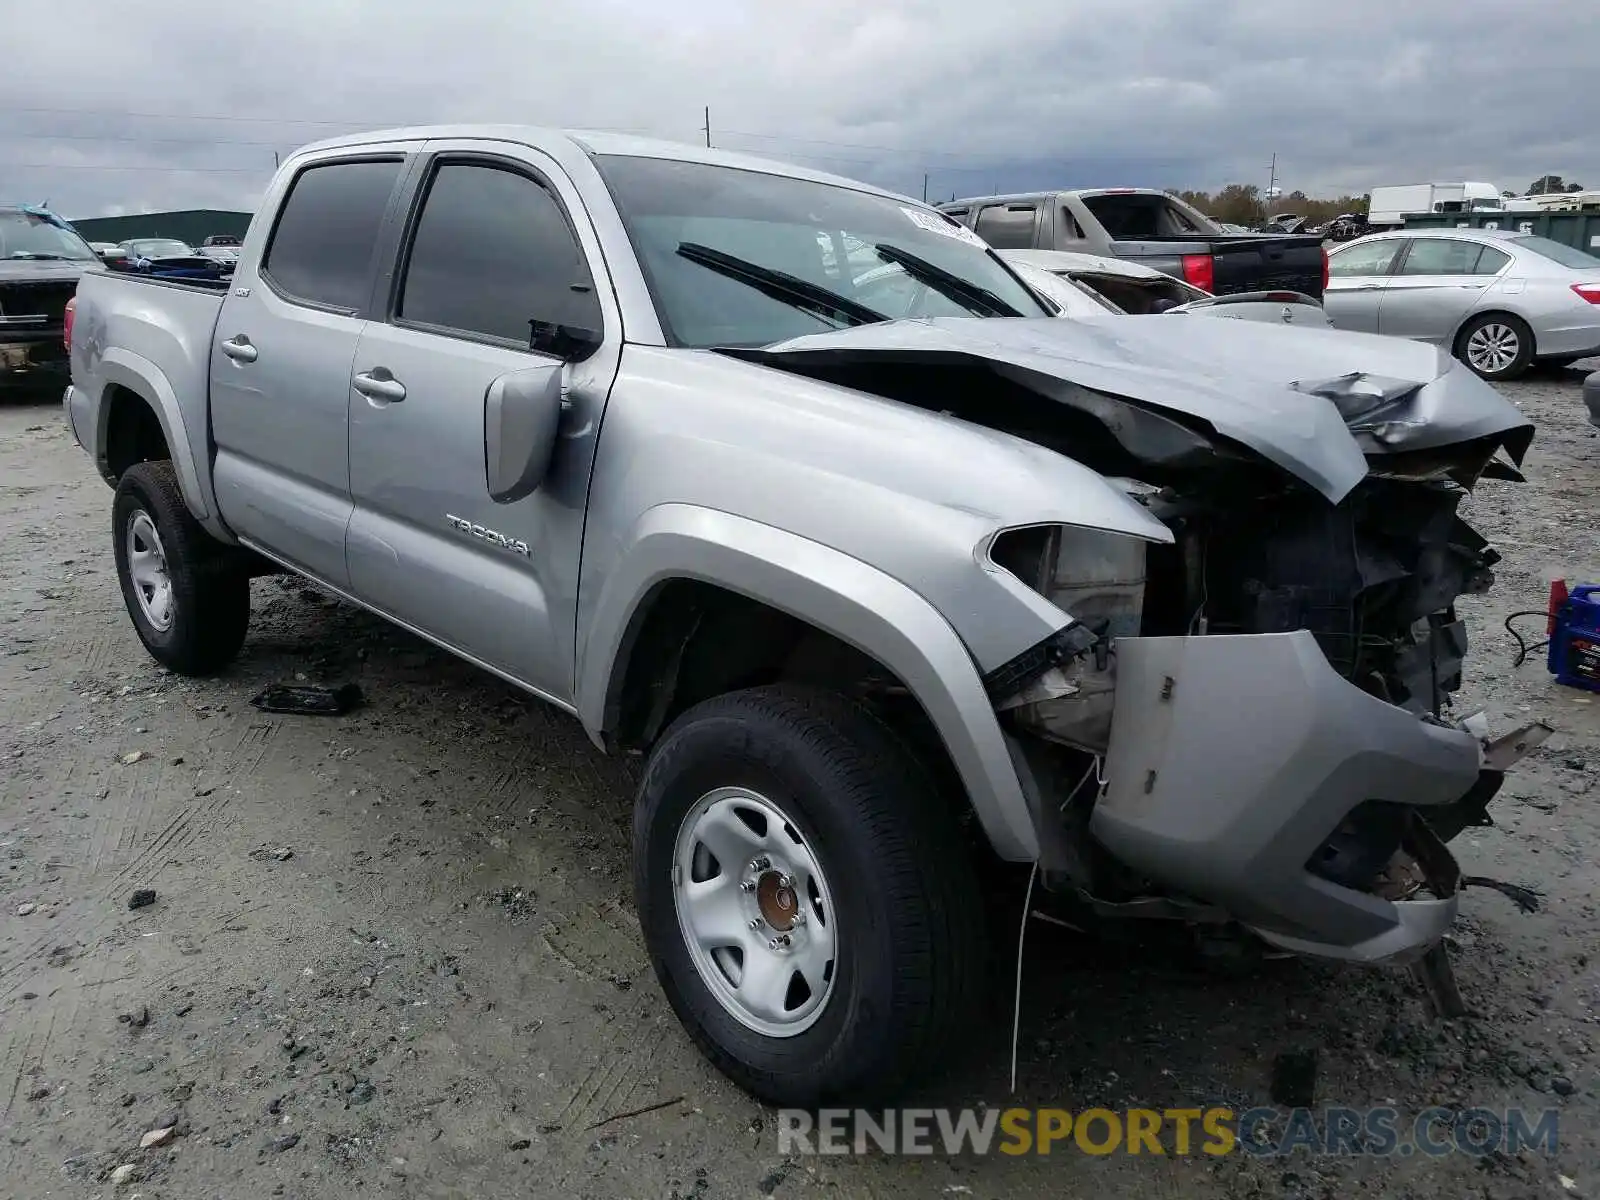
(1207, 236), (1326, 299)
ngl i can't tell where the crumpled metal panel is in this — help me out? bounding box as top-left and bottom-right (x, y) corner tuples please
(743, 316), (1534, 504)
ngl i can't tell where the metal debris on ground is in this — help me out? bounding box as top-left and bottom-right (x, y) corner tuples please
(249, 682), (365, 716)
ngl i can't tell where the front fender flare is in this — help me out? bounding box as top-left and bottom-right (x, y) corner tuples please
(94, 347), (214, 525)
(576, 503), (1041, 862)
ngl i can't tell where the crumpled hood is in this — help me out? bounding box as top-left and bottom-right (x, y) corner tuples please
(736, 316), (1534, 503)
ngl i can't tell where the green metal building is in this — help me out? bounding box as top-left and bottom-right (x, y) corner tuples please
(67, 209), (252, 246)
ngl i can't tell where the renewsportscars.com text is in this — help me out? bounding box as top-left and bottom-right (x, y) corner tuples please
(777, 1106), (1560, 1158)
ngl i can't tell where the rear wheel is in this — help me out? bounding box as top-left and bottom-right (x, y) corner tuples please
(1456, 313), (1533, 381)
(112, 460), (250, 675)
(634, 684), (984, 1106)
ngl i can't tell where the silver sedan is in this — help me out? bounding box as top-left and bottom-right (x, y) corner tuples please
(1324, 228), (1600, 380)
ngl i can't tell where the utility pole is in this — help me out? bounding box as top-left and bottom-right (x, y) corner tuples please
(273, 151), (280, 169)
(1264, 152), (1281, 223)
(922, 173), (929, 202)
(703, 107), (711, 148)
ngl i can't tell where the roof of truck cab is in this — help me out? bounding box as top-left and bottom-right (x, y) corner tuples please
(941, 188), (1166, 209)
(288, 124), (915, 205)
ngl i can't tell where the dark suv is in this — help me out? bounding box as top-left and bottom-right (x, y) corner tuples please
(1, 206), (102, 395)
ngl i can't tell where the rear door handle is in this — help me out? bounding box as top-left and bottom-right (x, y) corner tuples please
(221, 336), (257, 363)
(353, 370), (406, 403)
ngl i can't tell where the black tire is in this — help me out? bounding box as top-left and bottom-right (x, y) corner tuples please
(112, 460), (250, 675)
(634, 684), (985, 1106)
(1455, 312), (1534, 381)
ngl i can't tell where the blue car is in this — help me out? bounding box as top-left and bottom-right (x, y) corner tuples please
(117, 238), (230, 280)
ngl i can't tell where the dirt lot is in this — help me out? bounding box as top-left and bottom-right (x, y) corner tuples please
(3, 370), (1598, 1199)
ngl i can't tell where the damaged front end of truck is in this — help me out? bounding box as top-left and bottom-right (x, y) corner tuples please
(734, 315), (1544, 996)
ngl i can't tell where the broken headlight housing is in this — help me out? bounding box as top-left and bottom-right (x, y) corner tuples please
(986, 522), (1152, 752)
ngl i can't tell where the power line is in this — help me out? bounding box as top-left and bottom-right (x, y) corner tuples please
(0, 162), (267, 174)
(4, 103), (1011, 168)
(7, 130), (290, 148)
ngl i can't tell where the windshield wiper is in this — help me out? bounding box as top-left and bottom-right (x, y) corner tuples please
(676, 242), (888, 329)
(871, 242), (1023, 317)
(9, 252), (70, 261)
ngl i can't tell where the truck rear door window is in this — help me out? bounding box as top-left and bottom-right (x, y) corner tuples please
(973, 204), (1037, 249)
(1079, 194), (1203, 238)
(262, 159), (403, 311)
(396, 163), (600, 347)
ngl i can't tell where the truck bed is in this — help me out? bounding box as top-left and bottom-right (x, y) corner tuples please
(66, 269), (226, 513)
(1108, 234), (1328, 298)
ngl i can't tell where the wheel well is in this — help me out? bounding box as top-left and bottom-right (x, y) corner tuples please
(608, 579), (965, 800)
(104, 386), (171, 480)
(1455, 309), (1536, 356)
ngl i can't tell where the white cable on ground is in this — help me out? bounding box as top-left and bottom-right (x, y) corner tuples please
(1009, 859), (1037, 1095)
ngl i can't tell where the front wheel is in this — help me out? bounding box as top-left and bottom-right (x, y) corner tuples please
(634, 685), (984, 1106)
(1456, 313), (1533, 381)
(112, 460), (250, 675)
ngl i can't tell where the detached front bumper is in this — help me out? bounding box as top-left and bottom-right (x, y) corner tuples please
(1090, 630), (1485, 965)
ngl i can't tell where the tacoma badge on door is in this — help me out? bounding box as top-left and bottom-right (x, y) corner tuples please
(445, 514), (531, 557)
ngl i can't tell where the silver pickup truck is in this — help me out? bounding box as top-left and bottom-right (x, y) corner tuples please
(939, 187), (1329, 299)
(64, 126), (1537, 1106)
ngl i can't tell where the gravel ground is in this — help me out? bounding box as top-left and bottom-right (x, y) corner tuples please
(2, 367), (1598, 1199)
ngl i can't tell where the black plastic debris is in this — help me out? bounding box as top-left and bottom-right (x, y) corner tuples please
(1270, 1048), (1318, 1108)
(249, 682), (364, 716)
(1461, 875), (1541, 914)
(128, 889), (156, 910)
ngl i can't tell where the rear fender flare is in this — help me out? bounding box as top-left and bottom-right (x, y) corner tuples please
(576, 503), (1041, 862)
(95, 347), (213, 525)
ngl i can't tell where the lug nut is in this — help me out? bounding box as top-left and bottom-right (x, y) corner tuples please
(748, 918), (762, 930)
(749, 856), (770, 872)
(791, 910), (806, 926)
(739, 879), (757, 892)
(767, 937), (780, 950)
(776, 873), (794, 888)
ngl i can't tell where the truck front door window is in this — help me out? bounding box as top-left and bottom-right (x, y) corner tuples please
(398, 163), (601, 348)
(261, 159), (403, 311)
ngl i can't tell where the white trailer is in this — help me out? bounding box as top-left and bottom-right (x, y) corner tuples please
(1366, 182), (1504, 228)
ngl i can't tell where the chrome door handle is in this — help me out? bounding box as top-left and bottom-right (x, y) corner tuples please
(353, 370), (406, 403)
(221, 336), (257, 363)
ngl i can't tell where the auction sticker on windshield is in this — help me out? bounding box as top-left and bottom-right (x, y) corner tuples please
(900, 206), (988, 248)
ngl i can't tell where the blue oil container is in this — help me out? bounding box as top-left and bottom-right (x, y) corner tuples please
(1548, 584), (1600, 693)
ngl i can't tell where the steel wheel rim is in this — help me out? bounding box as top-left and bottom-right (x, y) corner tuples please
(1467, 323), (1519, 374)
(126, 510), (174, 632)
(672, 786), (838, 1038)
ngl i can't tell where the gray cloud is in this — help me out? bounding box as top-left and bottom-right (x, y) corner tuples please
(3, 0), (1594, 219)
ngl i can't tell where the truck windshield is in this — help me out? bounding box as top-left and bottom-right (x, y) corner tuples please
(594, 154), (1049, 348)
(0, 211), (97, 261)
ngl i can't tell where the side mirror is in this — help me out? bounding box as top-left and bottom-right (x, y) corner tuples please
(485, 366), (566, 505)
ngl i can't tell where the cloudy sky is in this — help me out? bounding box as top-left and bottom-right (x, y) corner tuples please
(5, 0), (1594, 219)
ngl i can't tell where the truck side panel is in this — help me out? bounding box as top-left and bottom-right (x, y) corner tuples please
(67, 272), (229, 538)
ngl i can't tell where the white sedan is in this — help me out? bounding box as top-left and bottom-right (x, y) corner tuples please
(1323, 228), (1600, 380)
